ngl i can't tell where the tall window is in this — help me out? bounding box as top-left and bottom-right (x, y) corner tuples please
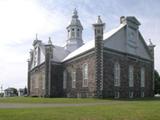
(63, 70), (67, 89)
(38, 47), (41, 64)
(34, 47), (38, 66)
(71, 28), (75, 37)
(114, 62), (120, 86)
(72, 71), (76, 88)
(129, 65), (134, 87)
(141, 67), (145, 87)
(42, 72), (45, 89)
(82, 63), (88, 87)
(35, 77), (39, 89)
(77, 29), (80, 37)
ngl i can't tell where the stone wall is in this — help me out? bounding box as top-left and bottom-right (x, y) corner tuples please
(63, 52), (96, 98)
(50, 63), (63, 97)
(103, 48), (154, 98)
(29, 63), (45, 97)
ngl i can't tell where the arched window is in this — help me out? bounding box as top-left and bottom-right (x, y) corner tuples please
(114, 62), (120, 86)
(77, 29), (80, 37)
(42, 71), (45, 89)
(141, 67), (145, 87)
(34, 47), (38, 66)
(38, 47), (41, 64)
(82, 63), (88, 87)
(72, 71), (76, 88)
(129, 65), (134, 87)
(71, 28), (75, 37)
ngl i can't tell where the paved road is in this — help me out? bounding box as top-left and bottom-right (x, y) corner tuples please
(0, 101), (124, 109)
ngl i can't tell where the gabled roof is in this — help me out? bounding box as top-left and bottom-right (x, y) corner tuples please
(52, 46), (70, 62)
(62, 24), (126, 62)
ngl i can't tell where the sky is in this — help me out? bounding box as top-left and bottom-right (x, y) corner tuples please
(0, 0), (159, 90)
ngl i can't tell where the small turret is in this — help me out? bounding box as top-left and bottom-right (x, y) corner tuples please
(65, 9), (83, 52)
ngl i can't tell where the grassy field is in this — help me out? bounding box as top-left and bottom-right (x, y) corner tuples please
(0, 97), (160, 103)
(0, 97), (160, 120)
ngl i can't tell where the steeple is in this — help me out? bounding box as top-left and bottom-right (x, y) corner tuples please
(65, 9), (83, 52)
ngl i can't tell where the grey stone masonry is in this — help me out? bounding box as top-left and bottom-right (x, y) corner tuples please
(103, 48), (154, 98)
(93, 16), (105, 98)
(44, 44), (53, 97)
(63, 52), (96, 98)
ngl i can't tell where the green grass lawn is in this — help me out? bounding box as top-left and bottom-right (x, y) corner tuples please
(0, 97), (160, 120)
(0, 97), (160, 103)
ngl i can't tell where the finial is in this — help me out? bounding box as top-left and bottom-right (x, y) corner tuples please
(35, 33), (38, 40)
(72, 8), (78, 18)
(148, 39), (155, 47)
(149, 39), (153, 45)
(96, 16), (103, 24)
(48, 37), (52, 44)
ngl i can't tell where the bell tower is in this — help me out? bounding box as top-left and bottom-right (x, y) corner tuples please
(65, 9), (83, 52)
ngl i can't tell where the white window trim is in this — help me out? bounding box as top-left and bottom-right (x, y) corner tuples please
(129, 65), (134, 87)
(141, 67), (145, 87)
(63, 70), (67, 89)
(82, 63), (88, 87)
(72, 71), (76, 88)
(114, 62), (120, 87)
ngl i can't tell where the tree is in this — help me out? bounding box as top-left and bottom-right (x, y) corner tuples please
(154, 70), (160, 94)
(23, 86), (27, 95)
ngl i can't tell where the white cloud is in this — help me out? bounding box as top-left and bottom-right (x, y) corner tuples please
(0, 0), (69, 89)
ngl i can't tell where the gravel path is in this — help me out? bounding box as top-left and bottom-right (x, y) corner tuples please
(0, 102), (123, 109)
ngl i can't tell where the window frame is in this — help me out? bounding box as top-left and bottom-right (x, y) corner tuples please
(141, 67), (145, 87)
(129, 65), (134, 87)
(82, 63), (88, 87)
(114, 62), (120, 87)
(63, 70), (67, 89)
(72, 71), (76, 88)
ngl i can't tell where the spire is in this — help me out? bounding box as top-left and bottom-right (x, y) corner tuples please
(48, 37), (52, 45)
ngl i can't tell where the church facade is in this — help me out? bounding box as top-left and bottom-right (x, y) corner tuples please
(27, 9), (155, 98)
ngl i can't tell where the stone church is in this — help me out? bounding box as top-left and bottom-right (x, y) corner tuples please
(27, 9), (155, 98)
